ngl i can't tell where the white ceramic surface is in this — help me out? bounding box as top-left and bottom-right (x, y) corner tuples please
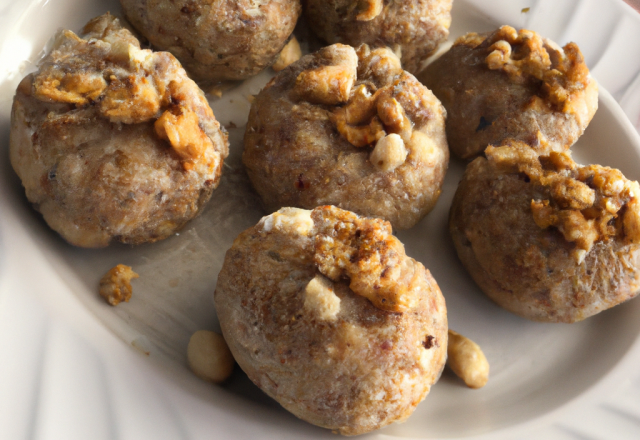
(2, 1), (640, 439)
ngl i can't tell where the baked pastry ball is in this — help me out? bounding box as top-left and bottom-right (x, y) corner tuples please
(449, 140), (640, 323)
(419, 26), (598, 160)
(243, 43), (449, 230)
(215, 205), (448, 435)
(9, 14), (229, 248)
(303, 0), (452, 74)
(120, 0), (301, 83)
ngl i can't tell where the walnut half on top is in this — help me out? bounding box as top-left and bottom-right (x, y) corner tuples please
(10, 13), (229, 247)
(243, 43), (449, 230)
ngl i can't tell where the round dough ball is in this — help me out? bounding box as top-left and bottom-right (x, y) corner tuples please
(449, 140), (640, 322)
(243, 43), (449, 230)
(9, 14), (229, 247)
(419, 26), (598, 159)
(120, 0), (302, 83)
(214, 206), (448, 435)
(303, 0), (452, 74)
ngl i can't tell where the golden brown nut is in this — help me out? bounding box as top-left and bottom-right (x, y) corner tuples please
(303, 0), (452, 73)
(99, 264), (139, 306)
(9, 14), (229, 247)
(446, 329), (489, 389)
(272, 37), (302, 72)
(419, 26), (598, 159)
(187, 330), (235, 383)
(214, 206), (448, 435)
(120, 0), (301, 83)
(449, 140), (640, 322)
(243, 44), (449, 230)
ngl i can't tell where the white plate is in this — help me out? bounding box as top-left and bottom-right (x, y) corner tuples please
(2, 0), (640, 439)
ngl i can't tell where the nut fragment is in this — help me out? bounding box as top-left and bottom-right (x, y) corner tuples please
(272, 37), (302, 72)
(187, 330), (235, 383)
(446, 329), (489, 389)
(312, 205), (421, 313)
(303, 274), (341, 321)
(356, 0), (383, 21)
(99, 264), (139, 306)
(295, 65), (355, 105)
(370, 133), (407, 172)
(154, 106), (215, 171)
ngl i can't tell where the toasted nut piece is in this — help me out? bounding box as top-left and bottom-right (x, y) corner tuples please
(272, 37), (302, 72)
(356, 0), (383, 21)
(446, 329), (489, 389)
(334, 111), (385, 147)
(295, 65), (355, 105)
(376, 93), (413, 142)
(370, 133), (407, 171)
(155, 106), (215, 171)
(99, 264), (139, 306)
(187, 330), (235, 383)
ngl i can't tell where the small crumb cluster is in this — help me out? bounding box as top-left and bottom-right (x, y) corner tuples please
(99, 264), (139, 306)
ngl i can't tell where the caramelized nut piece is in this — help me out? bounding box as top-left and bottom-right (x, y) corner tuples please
(370, 133), (407, 171)
(272, 37), (302, 72)
(99, 264), (139, 306)
(187, 330), (235, 383)
(155, 106), (215, 170)
(356, 0), (383, 21)
(447, 329), (489, 389)
(100, 75), (161, 124)
(312, 206), (421, 313)
(295, 65), (355, 105)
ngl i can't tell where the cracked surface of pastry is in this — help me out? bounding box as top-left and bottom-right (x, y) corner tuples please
(10, 14), (229, 247)
(120, 0), (301, 83)
(214, 206), (447, 435)
(449, 140), (640, 323)
(303, 0), (452, 74)
(243, 44), (449, 230)
(419, 25), (598, 160)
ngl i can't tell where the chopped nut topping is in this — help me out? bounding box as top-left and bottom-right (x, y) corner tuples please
(272, 37), (302, 72)
(454, 32), (485, 48)
(100, 75), (161, 124)
(356, 0), (383, 21)
(155, 106), (215, 171)
(312, 206), (421, 313)
(460, 26), (591, 114)
(99, 264), (139, 306)
(328, 46), (419, 155)
(28, 14), (223, 171)
(486, 141), (640, 261)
